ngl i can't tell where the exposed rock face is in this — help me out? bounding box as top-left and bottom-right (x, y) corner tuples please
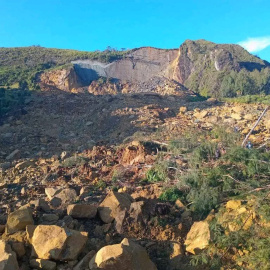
(39, 40), (270, 97)
(39, 67), (81, 91)
(73, 47), (178, 84)
(0, 240), (19, 270)
(89, 238), (157, 270)
(28, 225), (88, 261)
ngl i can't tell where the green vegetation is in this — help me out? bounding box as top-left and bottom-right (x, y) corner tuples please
(145, 161), (170, 183)
(0, 88), (30, 117)
(182, 40), (270, 98)
(151, 124), (270, 268)
(223, 94), (270, 104)
(159, 187), (183, 202)
(0, 46), (129, 89)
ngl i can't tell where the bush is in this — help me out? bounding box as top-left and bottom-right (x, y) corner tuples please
(159, 187), (184, 202)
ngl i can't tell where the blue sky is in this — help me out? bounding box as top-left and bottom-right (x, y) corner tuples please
(1, 0), (270, 61)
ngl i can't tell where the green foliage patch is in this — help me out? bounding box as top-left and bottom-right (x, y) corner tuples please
(0, 46), (129, 89)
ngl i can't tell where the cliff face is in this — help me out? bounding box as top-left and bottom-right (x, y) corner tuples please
(39, 67), (82, 91)
(174, 40), (270, 96)
(72, 47), (178, 84)
(39, 40), (270, 97)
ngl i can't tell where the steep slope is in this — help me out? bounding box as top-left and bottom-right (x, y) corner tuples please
(1, 40), (270, 97)
(0, 46), (128, 89)
(72, 47), (178, 84)
(174, 39), (270, 97)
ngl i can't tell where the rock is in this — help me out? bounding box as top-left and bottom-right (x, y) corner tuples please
(231, 113), (242, 120)
(21, 187), (26, 195)
(28, 225), (88, 261)
(6, 149), (20, 161)
(10, 242), (25, 258)
(226, 200), (242, 210)
(98, 191), (133, 223)
(244, 114), (254, 121)
(185, 221), (210, 254)
(74, 250), (96, 270)
(218, 200), (255, 231)
(30, 199), (50, 212)
(45, 187), (61, 200)
(0, 240), (19, 270)
(29, 259), (57, 270)
(0, 225), (5, 233)
(67, 204), (97, 219)
(232, 106), (243, 113)
(179, 106), (187, 113)
(5, 207), (34, 235)
(26, 225), (36, 244)
(170, 241), (184, 269)
(54, 188), (77, 206)
(206, 97), (218, 104)
(194, 110), (208, 119)
(50, 197), (62, 208)
(89, 238), (157, 270)
(41, 214), (59, 224)
(15, 160), (35, 170)
(175, 199), (185, 210)
(121, 142), (150, 165)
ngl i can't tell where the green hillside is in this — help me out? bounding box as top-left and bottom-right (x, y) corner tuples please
(0, 46), (128, 89)
(180, 40), (270, 97)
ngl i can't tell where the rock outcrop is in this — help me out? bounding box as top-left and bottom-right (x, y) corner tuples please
(39, 66), (82, 91)
(39, 40), (270, 97)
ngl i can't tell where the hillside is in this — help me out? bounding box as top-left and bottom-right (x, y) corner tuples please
(2, 40), (270, 270)
(176, 39), (270, 97)
(0, 46), (129, 89)
(1, 41), (270, 97)
(1, 88), (270, 269)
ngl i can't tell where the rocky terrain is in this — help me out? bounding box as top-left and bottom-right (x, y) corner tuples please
(1, 86), (270, 269)
(1, 39), (270, 270)
(2, 39), (270, 97)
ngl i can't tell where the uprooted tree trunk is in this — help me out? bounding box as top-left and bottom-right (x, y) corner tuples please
(241, 106), (269, 147)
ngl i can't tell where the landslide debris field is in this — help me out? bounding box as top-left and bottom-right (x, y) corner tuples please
(1, 89), (270, 270)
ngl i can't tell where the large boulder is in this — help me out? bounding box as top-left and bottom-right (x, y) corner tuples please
(28, 225), (88, 261)
(0, 240), (19, 270)
(89, 238), (157, 270)
(184, 221), (210, 254)
(98, 191), (133, 223)
(5, 207), (34, 235)
(67, 204), (97, 219)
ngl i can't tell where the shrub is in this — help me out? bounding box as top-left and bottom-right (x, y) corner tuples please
(159, 187), (184, 202)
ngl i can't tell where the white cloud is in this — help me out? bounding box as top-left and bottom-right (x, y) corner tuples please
(238, 36), (270, 53)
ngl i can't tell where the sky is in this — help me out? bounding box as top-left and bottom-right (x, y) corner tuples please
(1, 0), (270, 61)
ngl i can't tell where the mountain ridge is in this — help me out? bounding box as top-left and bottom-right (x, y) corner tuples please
(1, 40), (270, 97)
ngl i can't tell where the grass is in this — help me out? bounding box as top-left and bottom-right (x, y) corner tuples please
(0, 46), (130, 89)
(223, 94), (270, 104)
